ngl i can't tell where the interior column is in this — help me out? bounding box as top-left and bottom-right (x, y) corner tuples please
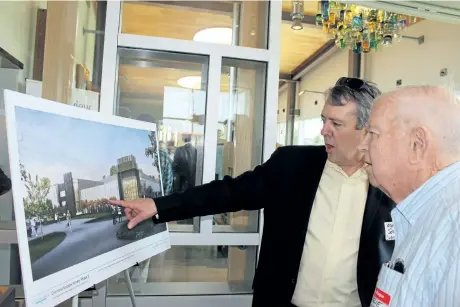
(41, 1), (79, 104)
(227, 0), (267, 283)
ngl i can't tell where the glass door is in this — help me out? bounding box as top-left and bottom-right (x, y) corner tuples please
(94, 1), (281, 306)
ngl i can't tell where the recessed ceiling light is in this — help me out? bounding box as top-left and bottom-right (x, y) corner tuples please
(193, 27), (232, 45)
(177, 76), (202, 90)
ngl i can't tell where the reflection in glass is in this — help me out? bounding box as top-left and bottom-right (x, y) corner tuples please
(107, 245), (257, 295)
(213, 58), (266, 233)
(115, 48), (208, 232)
(121, 1), (269, 49)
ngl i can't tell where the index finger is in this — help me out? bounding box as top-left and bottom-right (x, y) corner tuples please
(109, 199), (133, 208)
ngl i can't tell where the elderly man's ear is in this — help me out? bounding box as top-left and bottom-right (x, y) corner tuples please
(409, 127), (428, 164)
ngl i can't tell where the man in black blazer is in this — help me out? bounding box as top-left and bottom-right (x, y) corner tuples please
(111, 77), (395, 307)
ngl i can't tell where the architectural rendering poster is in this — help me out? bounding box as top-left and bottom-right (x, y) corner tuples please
(3, 90), (170, 307)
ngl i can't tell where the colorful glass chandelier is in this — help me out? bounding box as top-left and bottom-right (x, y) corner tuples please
(315, 1), (418, 53)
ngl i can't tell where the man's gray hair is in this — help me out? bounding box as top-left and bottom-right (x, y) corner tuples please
(325, 80), (381, 129)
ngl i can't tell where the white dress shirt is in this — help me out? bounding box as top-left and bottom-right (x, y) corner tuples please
(372, 161), (460, 307)
(292, 160), (368, 307)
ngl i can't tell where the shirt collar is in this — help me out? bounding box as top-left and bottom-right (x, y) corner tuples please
(325, 160), (368, 179)
(395, 161), (460, 225)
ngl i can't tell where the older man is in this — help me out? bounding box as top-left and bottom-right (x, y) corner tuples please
(111, 77), (395, 307)
(360, 85), (460, 307)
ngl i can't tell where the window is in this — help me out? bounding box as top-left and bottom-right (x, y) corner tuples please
(120, 1), (269, 49)
(115, 48), (209, 233)
(213, 58), (266, 233)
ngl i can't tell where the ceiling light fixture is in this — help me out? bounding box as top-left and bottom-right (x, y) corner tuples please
(291, 1), (305, 30)
(193, 27), (233, 45)
(318, 1), (419, 54)
(177, 76), (202, 90)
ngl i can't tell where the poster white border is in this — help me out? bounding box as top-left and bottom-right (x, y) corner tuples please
(4, 90), (170, 307)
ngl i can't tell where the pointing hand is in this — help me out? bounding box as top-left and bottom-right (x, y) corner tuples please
(109, 198), (157, 229)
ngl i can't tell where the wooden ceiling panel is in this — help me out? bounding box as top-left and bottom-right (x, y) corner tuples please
(282, 0), (318, 16)
(280, 23), (330, 74)
(119, 65), (230, 96)
(121, 2), (233, 40)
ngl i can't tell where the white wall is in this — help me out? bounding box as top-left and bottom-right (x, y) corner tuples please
(365, 19), (460, 92)
(277, 49), (349, 145)
(0, 1), (34, 75)
(0, 1), (46, 82)
(276, 88), (288, 145)
(297, 49), (349, 120)
(277, 87), (288, 124)
(295, 19), (460, 121)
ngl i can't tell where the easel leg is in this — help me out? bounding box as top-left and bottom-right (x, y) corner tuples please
(123, 269), (137, 307)
(71, 295), (78, 307)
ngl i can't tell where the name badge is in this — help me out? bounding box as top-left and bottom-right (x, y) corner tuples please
(371, 288), (391, 307)
(384, 222), (395, 241)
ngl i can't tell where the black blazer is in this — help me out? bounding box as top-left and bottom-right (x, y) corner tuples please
(173, 143), (197, 191)
(0, 167), (11, 196)
(153, 145), (395, 307)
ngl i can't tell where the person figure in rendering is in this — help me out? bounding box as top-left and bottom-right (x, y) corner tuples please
(30, 218), (36, 237)
(112, 206), (118, 225)
(35, 217), (40, 235)
(66, 210), (72, 232)
(117, 206), (123, 223)
(359, 85), (460, 306)
(110, 77), (395, 307)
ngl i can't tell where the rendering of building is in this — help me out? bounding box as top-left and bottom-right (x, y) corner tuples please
(54, 156), (161, 216)
(79, 175), (120, 204)
(117, 155), (141, 201)
(55, 172), (102, 216)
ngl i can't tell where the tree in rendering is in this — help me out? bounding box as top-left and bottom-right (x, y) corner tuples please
(20, 162), (52, 239)
(109, 165), (117, 176)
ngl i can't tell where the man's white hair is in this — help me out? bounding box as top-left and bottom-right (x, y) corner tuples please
(378, 84), (460, 157)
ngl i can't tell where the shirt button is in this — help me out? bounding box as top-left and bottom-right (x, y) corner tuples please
(291, 278), (296, 284)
